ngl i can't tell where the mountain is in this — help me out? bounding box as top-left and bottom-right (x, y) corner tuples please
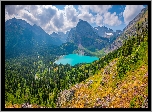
(94, 26), (122, 39)
(104, 7), (148, 54)
(94, 26), (113, 38)
(58, 31), (69, 43)
(5, 18), (62, 59)
(56, 7), (148, 107)
(50, 32), (59, 37)
(5, 7), (148, 108)
(50, 32), (62, 43)
(66, 27), (76, 42)
(50, 31), (69, 43)
(67, 19), (109, 52)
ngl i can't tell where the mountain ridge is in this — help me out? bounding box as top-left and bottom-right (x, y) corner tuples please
(5, 6), (149, 108)
(5, 18), (63, 59)
(104, 7), (148, 54)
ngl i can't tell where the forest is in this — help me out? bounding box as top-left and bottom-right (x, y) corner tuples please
(5, 22), (148, 108)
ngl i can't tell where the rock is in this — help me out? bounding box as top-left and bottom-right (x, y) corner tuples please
(112, 76), (115, 79)
(96, 98), (102, 104)
(56, 89), (75, 107)
(144, 72), (148, 77)
(21, 102), (32, 108)
(142, 97), (148, 108)
(94, 105), (102, 108)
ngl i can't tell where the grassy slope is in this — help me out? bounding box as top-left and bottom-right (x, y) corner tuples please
(5, 8), (148, 108)
(58, 40), (148, 108)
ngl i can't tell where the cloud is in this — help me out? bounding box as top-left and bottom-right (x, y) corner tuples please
(78, 5), (90, 13)
(89, 5), (112, 14)
(65, 5), (78, 23)
(103, 12), (122, 26)
(22, 11), (37, 25)
(5, 5), (26, 15)
(5, 5), (58, 33)
(77, 5), (95, 23)
(38, 6), (57, 25)
(52, 12), (64, 29)
(95, 14), (103, 26)
(78, 12), (95, 23)
(77, 5), (112, 24)
(78, 5), (112, 14)
(77, 5), (121, 27)
(123, 5), (144, 24)
(5, 5), (124, 34)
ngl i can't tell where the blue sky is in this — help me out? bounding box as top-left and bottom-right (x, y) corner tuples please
(5, 5), (147, 34)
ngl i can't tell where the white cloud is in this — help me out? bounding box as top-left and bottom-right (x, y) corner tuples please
(103, 12), (122, 26)
(89, 5), (112, 14)
(5, 5), (124, 34)
(78, 12), (95, 23)
(78, 5), (112, 14)
(45, 5), (79, 34)
(5, 5), (69, 34)
(5, 5), (26, 15)
(65, 5), (78, 22)
(95, 14), (103, 26)
(78, 5), (90, 13)
(123, 5), (144, 25)
(77, 5), (112, 25)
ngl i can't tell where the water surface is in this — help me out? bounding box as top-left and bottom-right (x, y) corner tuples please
(54, 54), (99, 66)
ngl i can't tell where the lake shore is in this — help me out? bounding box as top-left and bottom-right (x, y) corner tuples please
(54, 54), (99, 66)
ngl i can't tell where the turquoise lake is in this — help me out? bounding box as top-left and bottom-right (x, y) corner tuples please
(54, 54), (99, 66)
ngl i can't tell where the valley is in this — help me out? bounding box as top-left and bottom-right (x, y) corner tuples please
(4, 5), (149, 109)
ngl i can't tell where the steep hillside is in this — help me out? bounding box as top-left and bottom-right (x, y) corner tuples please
(5, 18), (62, 59)
(58, 31), (69, 43)
(67, 19), (110, 52)
(56, 20), (148, 108)
(104, 7), (148, 54)
(5, 6), (148, 109)
(57, 59), (148, 108)
(94, 26), (122, 38)
(50, 32), (69, 43)
(67, 20), (122, 56)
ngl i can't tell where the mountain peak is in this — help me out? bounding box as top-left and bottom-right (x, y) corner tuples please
(79, 19), (83, 22)
(51, 32), (59, 37)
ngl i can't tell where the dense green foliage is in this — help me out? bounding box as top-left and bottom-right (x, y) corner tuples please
(5, 27), (148, 107)
(117, 24), (148, 79)
(5, 18), (64, 59)
(5, 13), (148, 108)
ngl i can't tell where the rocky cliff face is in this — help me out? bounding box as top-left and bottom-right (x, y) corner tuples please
(5, 18), (63, 58)
(93, 26), (122, 39)
(66, 27), (76, 43)
(94, 26), (114, 38)
(58, 31), (69, 43)
(67, 19), (109, 52)
(104, 7), (148, 54)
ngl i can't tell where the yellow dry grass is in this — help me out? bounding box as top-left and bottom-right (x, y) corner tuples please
(60, 58), (148, 108)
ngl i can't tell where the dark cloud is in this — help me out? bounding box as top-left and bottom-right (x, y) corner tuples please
(52, 13), (64, 29)
(22, 12), (37, 25)
(29, 5), (38, 16)
(5, 5), (16, 15)
(38, 7), (57, 25)
(5, 5), (26, 15)
(65, 5), (78, 23)
(71, 16), (78, 22)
